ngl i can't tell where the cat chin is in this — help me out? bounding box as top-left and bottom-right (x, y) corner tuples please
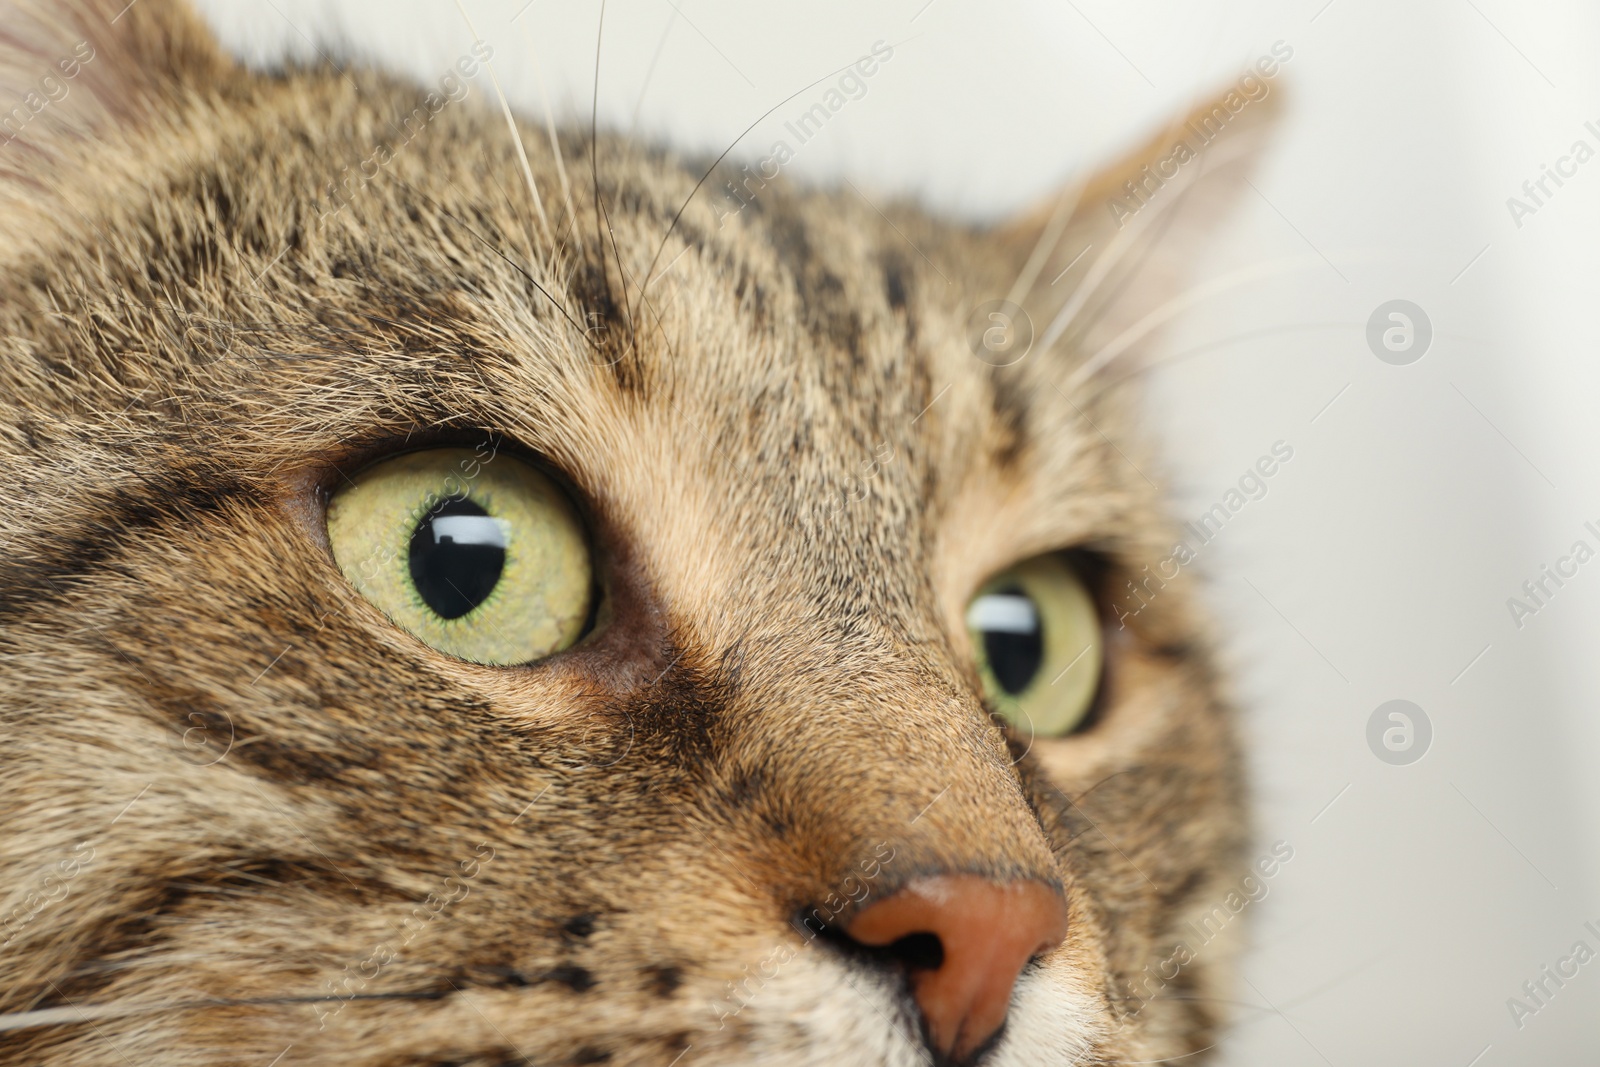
(695, 948), (1106, 1066)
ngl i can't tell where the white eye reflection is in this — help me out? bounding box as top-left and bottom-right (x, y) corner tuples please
(431, 514), (510, 547)
(966, 593), (1039, 634)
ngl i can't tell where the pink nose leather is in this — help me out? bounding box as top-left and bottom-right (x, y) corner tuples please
(844, 875), (1068, 1060)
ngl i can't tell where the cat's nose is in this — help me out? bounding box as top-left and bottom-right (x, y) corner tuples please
(842, 874), (1068, 1061)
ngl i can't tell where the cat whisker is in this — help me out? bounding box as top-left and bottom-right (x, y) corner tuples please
(1083, 320), (1359, 406)
(589, 0), (639, 356)
(1065, 767), (1144, 809)
(389, 177), (595, 351)
(1146, 994), (1281, 1014)
(452, 0), (553, 251)
(0, 990), (448, 1033)
(1108, 1042), (1217, 1064)
(626, 264), (681, 365)
(485, 160), (547, 277)
(627, 8), (679, 140)
(1064, 254), (1332, 392)
(1005, 178), (1086, 309)
(630, 47), (910, 331)
(1036, 169), (1191, 363)
(516, 19), (579, 243)
(1041, 133), (1261, 374)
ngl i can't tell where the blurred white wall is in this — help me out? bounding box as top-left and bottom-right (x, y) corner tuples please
(194, 0), (1600, 1062)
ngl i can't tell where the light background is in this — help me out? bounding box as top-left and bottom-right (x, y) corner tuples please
(190, 1), (1600, 1062)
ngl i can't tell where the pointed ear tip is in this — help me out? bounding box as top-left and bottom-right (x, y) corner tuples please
(1168, 73), (1289, 147)
(996, 76), (1287, 238)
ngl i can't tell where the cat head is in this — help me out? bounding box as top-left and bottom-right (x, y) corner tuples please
(0, 2), (1273, 1064)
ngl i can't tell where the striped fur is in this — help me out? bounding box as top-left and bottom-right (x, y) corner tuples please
(0, 2), (1266, 1064)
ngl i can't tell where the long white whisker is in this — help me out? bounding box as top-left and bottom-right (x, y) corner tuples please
(589, 0), (641, 344)
(1004, 178), (1085, 308)
(1112, 1043), (1218, 1064)
(0, 1001), (187, 1032)
(518, 18), (579, 240)
(1036, 193), (1168, 358)
(1063, 255), (1332, 391)
(453, 0), (554, 251)
(0, 989), (454, 1033)
(1083, 319), (1359, 404)
(636, 236), (688, 295)
(1038, 130), (1259, 360)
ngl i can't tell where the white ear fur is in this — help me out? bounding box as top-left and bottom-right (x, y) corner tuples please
(996, 70), (1286, 389)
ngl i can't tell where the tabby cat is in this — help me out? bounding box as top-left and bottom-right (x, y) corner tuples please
(0, 2), (1271, 1064)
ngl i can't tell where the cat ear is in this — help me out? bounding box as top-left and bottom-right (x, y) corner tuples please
(990, 74), (1285, 389)
(0, 0), (230, 207)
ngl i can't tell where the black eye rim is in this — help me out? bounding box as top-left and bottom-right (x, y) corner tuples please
(972, 547), (1114, 739)
(1054, 548), (1112, 736)
(315, 427), (609, 658)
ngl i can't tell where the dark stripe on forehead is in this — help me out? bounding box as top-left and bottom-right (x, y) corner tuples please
(562, 161), (715, 399)
(763, 204), (865, 366)
(988, 367), (1033, 468)
(562, 249), (641, 395)
(879, 249), (919, 350)
(766, 205), (812, 279)
(882, 253), (909, 311)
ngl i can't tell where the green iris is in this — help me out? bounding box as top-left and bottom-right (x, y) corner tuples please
(326, 449), (592, 665)
(965, 555), (1103, 738)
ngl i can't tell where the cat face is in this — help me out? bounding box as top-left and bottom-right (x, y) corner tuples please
(0, 2), (1260, 1064)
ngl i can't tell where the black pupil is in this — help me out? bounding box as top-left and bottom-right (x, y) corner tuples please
(983, 586), (1044, 695)
(408, 496), (506, 620)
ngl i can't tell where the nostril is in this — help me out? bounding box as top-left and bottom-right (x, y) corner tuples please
(814, 923), (946, 973)
(803, 911), (942, 963)
(835, 875), (1068, 1063)
(882, 931), (944, 972)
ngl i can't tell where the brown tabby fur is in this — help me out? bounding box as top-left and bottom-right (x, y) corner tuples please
(0, 2), (1270, 1064)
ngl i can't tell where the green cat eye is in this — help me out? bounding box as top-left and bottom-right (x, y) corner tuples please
(965, 555), (1103, 738)
(326, 448), (592, 665)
